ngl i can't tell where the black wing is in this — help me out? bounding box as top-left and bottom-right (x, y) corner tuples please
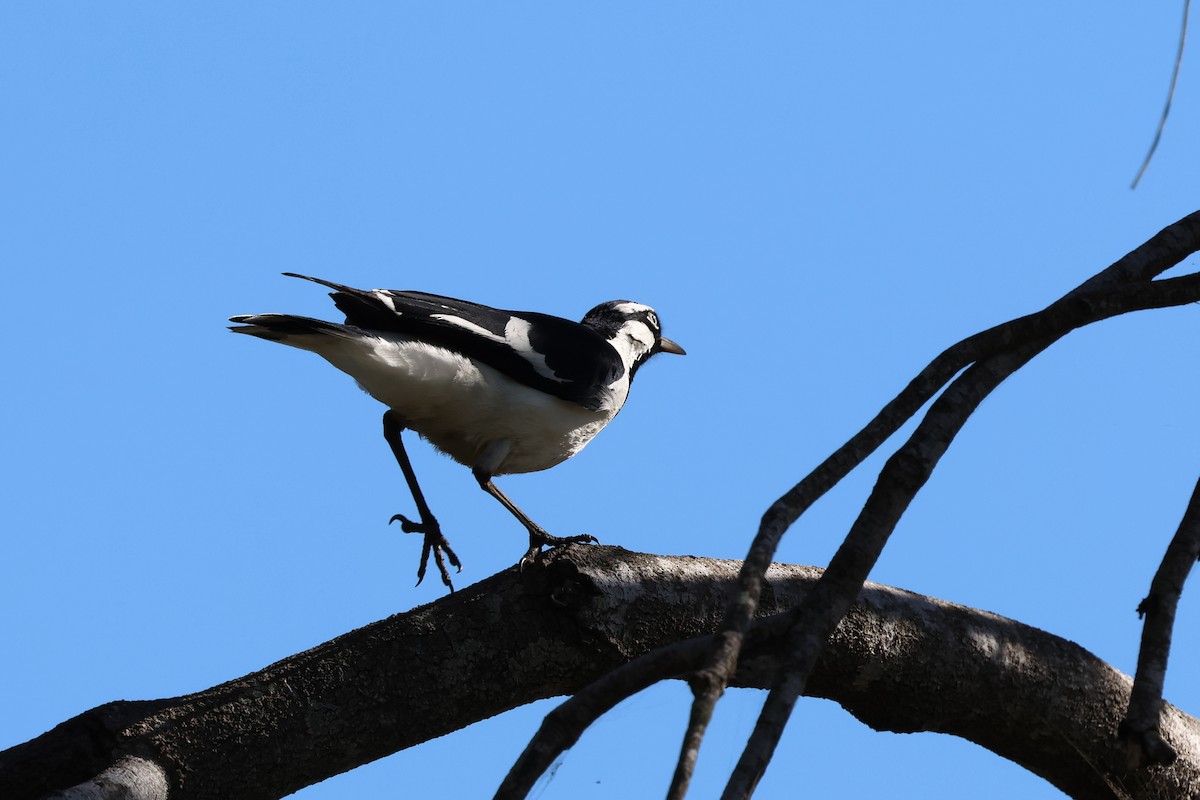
(283, 274), (625, 410)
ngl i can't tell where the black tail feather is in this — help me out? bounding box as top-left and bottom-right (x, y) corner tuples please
(281, 272), (408, 332)
(281, 272), (362, 295)
(228, 313), (353, 342)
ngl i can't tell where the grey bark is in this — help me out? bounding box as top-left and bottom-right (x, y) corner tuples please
(2, 546), (1197, 800)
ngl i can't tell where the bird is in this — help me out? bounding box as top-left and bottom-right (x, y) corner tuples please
(229, 273), (685, 591)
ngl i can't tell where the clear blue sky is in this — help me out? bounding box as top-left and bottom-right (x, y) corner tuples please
(3, 4), (1198, 798)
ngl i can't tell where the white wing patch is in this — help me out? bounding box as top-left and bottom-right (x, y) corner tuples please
(374, 291), (400, 313)
(503, 318), (570, 384)
(430, 313), (570, 384)
(429, 313), (495, 340)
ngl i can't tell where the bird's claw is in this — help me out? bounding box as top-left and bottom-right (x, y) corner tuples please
(519, 531), (600, 571)
(417, 536), (461, 592)
(390, 513), (461, 592)
(389, 513), (426, 534)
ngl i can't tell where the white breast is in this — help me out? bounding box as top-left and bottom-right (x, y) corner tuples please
(311, 333), (623, 474)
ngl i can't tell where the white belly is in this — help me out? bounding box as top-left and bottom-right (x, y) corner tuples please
(315, 334), (621, 474)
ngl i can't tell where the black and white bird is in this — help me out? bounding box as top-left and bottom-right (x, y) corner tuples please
(230, 273), (684, 590)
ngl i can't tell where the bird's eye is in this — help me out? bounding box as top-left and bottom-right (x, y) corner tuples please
(646, 311), (660, 330)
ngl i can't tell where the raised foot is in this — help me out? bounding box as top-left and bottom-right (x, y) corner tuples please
(390, 513), (462, 592)
(518, 530), (600, 570)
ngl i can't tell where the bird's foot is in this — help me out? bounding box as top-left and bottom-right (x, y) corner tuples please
(518, 528), (600, 570)
(390, 513), (462, 591)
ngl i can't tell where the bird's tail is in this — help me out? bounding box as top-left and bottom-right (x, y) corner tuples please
(228, 314), (360, 352)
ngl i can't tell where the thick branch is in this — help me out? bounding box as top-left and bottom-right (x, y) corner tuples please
(8, 548), (1196, 800)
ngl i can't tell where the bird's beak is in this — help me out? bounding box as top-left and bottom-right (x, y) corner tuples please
(659, 336), (686, 356)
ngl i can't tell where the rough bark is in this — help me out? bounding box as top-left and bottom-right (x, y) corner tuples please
(3, 546), (1197, 800)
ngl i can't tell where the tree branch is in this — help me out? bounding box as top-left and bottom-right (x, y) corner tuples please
(7, 548), (1200, 800)
(1120, 475), (1200, 768)
(722, 343), (1043, 799)
(1131, 0), (1191, 189)
(672, 210), (1200, 795)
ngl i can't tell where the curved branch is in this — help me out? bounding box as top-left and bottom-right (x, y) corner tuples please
(7, 549), (1200, 800)
(672, 210), (1200, 796)
(1131, 0), (1191, 189)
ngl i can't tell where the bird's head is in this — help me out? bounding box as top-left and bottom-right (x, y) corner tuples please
(582, 300), (686, 378)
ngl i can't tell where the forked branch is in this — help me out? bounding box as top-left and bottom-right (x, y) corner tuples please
(501, 211), (1200, 799)
(668, 211), (1200, 798)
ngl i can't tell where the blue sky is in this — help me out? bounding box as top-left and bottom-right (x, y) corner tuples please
(2, 4), (1198, 798)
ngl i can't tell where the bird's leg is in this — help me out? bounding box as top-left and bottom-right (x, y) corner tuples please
(382, 410), (461, 590)
(471, 466), (599, 569)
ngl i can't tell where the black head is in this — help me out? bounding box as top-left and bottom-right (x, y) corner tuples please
(581, 300), (686, 377)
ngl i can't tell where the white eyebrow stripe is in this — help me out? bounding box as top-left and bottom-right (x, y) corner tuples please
(620, 319), (656, 348)
(431, 313), (569, 384)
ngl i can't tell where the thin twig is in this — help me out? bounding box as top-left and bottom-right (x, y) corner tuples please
(1132, 0), (1191, 189)
(1119, 475), (1200, 767)
(666, 693), (715, 800)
